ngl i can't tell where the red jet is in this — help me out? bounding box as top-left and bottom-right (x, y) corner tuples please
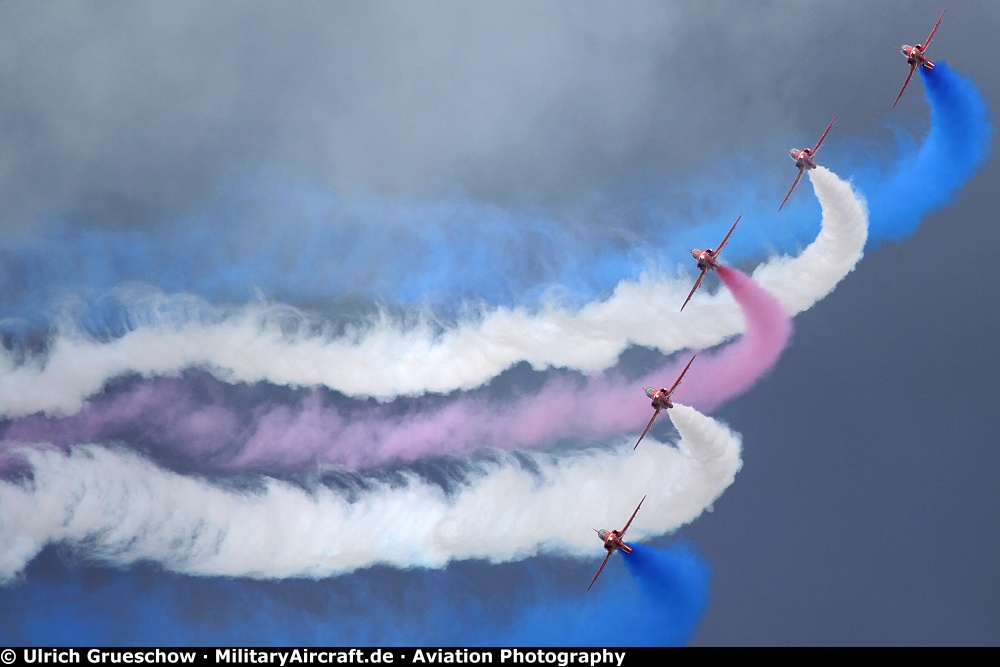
(634, 354), (696, 450)
(893, 10), (946, 108)
(680, 215), (741, 311)
(779, 115), (837, 211)
(588, 495), (645, 591)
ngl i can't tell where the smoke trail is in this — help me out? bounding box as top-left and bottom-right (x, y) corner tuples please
(666, 266), (791, 411)
(3, 265), (785, 471)
(621, 543), (711, 646)
(0, 404), (739, 583)
(0, 166), (863, 419)
(0, 542), (708, 646)
(750, 167), (868, 315)
(860, 62), (991, 245)
(0, 181), (645, 326)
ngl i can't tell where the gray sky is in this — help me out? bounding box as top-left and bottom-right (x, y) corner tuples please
(4, 1), (982, 228)
(1, 0), (998, 646)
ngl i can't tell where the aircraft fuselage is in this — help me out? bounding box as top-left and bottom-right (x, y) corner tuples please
(789, 148), (816, 170)
(900, 44), (935, 69)
(690, 248), (719, 270)
(597, 529), (632, 555)
(645, 387), (674, 409)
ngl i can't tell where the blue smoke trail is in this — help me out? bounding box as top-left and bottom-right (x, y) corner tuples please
(857, 61), (991, 246)
(0, 543), (708, 646)
(0, 65), (987, 335)
(0, 178), (642, 330)
(622, 543), (712, 646)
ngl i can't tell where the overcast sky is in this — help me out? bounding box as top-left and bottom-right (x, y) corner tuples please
(1, 1), (998, 647)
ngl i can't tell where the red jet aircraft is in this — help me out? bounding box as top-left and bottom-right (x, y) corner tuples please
(779, 115), (837, 212)
(893, 10), (945, 108)
(588, 495), (645, 591)
(634, 354), (696, 450)
(680, 215), (741, 311)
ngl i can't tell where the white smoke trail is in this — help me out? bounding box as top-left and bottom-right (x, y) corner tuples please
(0, 168), (866, 417)
(754, 167), (869, 312)
(0, 405), (738, 582)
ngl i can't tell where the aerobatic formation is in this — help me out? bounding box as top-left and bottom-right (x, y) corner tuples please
(0, 8), (990, 646)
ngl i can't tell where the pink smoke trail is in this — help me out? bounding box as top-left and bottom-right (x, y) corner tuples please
(3, 267), (789, 471)
(665, 266), (793, 411)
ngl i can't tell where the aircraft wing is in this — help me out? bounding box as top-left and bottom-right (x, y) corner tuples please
(893, 63), (917, 108)
(811, 116), (837, 155)
(924, 10), (945, 51)
(587, 551), (613, 591)
(666, 354), (697, 396)
(779, 170), (804, 211)
(715, 215), (741, 255)
(633, 407), (662, 450)
(620, 495), (646, 536)
(680, 268), (708, 311)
